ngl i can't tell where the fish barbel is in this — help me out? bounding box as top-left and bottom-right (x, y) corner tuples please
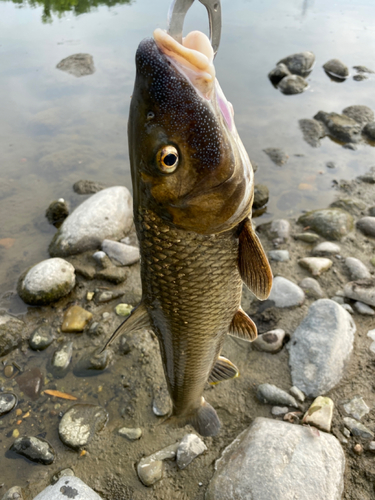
(104, 28), (272, 436)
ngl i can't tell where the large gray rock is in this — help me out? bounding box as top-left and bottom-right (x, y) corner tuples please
(342, 105), (374, 125)
(298, 208), (353, 240)
(277, 51), (315, 76)
(11, 436), (55, 465)
(0, 314), (24, 357)
(287, 299), (356, 397)
(314, 111), (362, 143)
(268, 276), (305, 308)
(18, 258), (75, 306)
(33, 476), (102, 499)
(278, 75), (308, 95)
(59, 404), (108, 450)
(206, 418), (345, 500)
(323, 59), (349, 79)
(344, 279), (375, 307)
(49, 187), (133, 257)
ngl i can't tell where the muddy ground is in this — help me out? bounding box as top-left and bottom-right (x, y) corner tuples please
(1, 175), (375, 500)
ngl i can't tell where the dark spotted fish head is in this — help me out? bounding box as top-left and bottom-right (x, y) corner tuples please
(129, 29), (254, 234)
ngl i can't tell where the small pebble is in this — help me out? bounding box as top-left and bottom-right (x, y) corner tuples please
(312, 242), (341, 255)
(256, 384), (299, 408)
(115, 303), (133, 317)
(290, 386), (305, 403)
(86, 292), (94, 301)
(118, 427), (142, 440)
(4, 365), (14, 378)
(343, 417), (374, 439)
(50, 341), (73, 379)
(368, 442), (375, 452)
(11, 436), (55, 465)
(294, 232), (320, 243)
(345, 257), (371, 280)
(153, 385), (172, 417)
(354, 301), (375, 315)
(343, 396), (370, 421)
(341, 303), (354, 314)
(298, 257), (333, 276)
(283, 411), (302, 424)
(268, 250), (289, 262)
(176, 434), (207, 469)
(303, 396), (334, 432)
(270, 219), (291, 240)
(253, 329), (285, 353)
(356, 217), (375, 237)
(0, 393), (17, 416)
(353, 444), (363, 455)
(92, 251), (112, 268)
(271, 406), (289, 416)
(16, 368), (43, 399)
(298, 277), (324, 299)
(61, 305), (92, 333)
(343, 428), (351, 439)
(137, 443), (178, 486)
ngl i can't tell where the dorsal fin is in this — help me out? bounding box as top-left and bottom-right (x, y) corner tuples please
(100, 302), (150, 352)
(238, 218), (273, 300)
(208, 356), (239, 384)
(229, 307), (257, 341)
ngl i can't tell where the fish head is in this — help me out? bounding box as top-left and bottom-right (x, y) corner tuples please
(129, 29), (254, 234)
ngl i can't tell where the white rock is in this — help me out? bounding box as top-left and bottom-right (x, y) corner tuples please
(270, 219), (291, 240)
(137, 443), (178, 486)
(18, 258), (75, 306)
(271, 406), (289, 416)
(343, 396), (370, 421)
(118, 427), (142, 440)
(345, 257), (371, 280)
(287, 299), (356, 397)
(176, 434), (207, 469)
(367, 329), (375, 353)
(33, 476), (102, 500)
(312, 241), (341, 255)
(354, 301), (375, 315)
(102, 239), (140, 266)
(303, 396), (334, 432)
(252, 329), (285, 353)
(49, 186), (133, 257)
(268, 276), (305, 308)
(268, 250), (289, 262)
(290, 386), (305, 403)
(206, 418), (345, 500)
(299, 277), (324, 298)
(298, 257), (333, 276)
(344, 279), (375, 306)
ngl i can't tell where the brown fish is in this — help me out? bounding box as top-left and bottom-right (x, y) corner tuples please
(103, 29), (272, 436)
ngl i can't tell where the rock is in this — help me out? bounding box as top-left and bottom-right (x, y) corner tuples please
(10, 436), (55, 465)
(61, 305), (92, 333)
(312, 241), (341, 255)
(353, 443), (363, 455)
(33, 476), (102, 500)
(303, 396), (334, 432)
(345, 257), (371, 280)
(268, 250), (289, 262)
(287, 299), (356, 397)
(118, 427), (142, 440)
(29, 326), (55, 351)
(368, 442), (375, 452)
(16, 368), (43, 399)
(73, 179), (106, 194)
(92, 250), (111, 268)
(314, 111), (361, 143)
(95, 291), (122, 303)
(353, 74), (368, 81)
(357, 166), (375, 183)
(298, 208), (354, 240)
(51, 468), (75, 485)
(73, 348), (112, 377)
(59, 404), (108, 450)
(137, 443), (178, 486)
(298, 257), (333, 276)
(294, 231), (320, 243)
(356, 216), (375, 237)
(0, 393), (17, 416)
(298, 278), (324, 299)
(206, 417), (345, 500)
(270, 219), (291, 240)
(263, 148), (288, 166)
(344, 279), (375, 306)
(152, 385), (172, 417)
(331, 295), (344, 305)
(290, 386), (305, 403)
(45, 199), (69, 228)
(342, 105), (374, 125)
(268, 276), (305, 308)
(342, 303), (354, 314)
(278, 75), (308, 95)
(330, 198), (367, 216)
(343, 396), (370, 421)
(101, 239), (140, 266)
(0, 314), (25, 357)
(256, 384), (299, 408)
(49, 187), (133, 257)
(363, 122), (375, 140)
(115, 303), (133, 317)
(253, 184), (269, 209)
(326, 161), (336, 169)
(176, 434), (207, 469)
(252, 329), (285, 353)
(268, 63), (291, 85)
(56, 53), (95, 77)
(299, 118), (326, 147)
(50, 341), (73, 379)
(1, 486), (24, 500)
(354, 301), (375, 315)
(367, 329), (375, 353)
(95, 267), (128, 284)
(17, 258), (75, 306)
(271, 406), (289, 416)
(343, 417), (374, 439)
(353, 65), (374, 74)
(323, 58), (349, 79)
(68, 258), (96, 280)
(277, 51), (315, 76)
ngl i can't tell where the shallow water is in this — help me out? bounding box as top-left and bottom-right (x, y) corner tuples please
(0, 0), (374, 308)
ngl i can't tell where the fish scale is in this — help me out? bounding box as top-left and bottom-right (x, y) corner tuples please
(138, 209), (242, 415)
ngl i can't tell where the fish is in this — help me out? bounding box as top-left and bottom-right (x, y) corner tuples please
(103, 28), (273, 437)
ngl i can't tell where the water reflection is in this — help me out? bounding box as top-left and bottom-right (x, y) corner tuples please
(3, 0), (132, 22)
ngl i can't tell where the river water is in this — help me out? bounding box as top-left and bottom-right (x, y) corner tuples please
(0, 0), (374, 315)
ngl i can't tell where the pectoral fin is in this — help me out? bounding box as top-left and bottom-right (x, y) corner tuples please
(208, 356), (239, 384)
(229, 307), (257, 341)
(100, 302), (150, 352)
(239, 218), (273, 300)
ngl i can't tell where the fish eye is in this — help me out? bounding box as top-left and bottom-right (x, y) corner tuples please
(147, 111), (155, 120)
(156, 146), (179, 173)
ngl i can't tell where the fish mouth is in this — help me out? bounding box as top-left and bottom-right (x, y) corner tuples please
(154, 29), (216, 100)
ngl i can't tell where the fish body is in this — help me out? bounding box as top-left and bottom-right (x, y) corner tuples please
(105, 30), (272, 436)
